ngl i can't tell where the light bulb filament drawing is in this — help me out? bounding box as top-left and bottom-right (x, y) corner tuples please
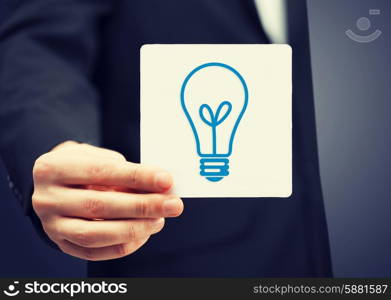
(180, 62), (248, 182)
(199, 101), (232, 155)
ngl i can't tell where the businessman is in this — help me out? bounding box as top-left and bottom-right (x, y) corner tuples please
(0, 0), (332, 276)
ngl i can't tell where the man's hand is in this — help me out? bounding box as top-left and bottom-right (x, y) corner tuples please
(31, 141), (183, 261)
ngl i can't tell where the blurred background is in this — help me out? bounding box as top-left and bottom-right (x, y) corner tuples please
(0, 0), (390, 277)
(308, 0), (391, 277)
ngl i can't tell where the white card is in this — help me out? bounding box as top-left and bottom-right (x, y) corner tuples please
(140, 44), (292, 198)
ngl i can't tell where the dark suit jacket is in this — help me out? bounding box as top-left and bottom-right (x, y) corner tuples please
(0, 0), (332, 277)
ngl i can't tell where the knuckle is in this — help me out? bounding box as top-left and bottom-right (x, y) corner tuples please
(86, 164), (111, 182)
(82, 197), (105, 219)
(110, 151), (126, 161)
(31, 192), (53, 214)
(135, 198), (148, 217)
(127, 224), (137, 242)
(129, 164), (141, 184)
(56, 240), (99, 261)
(115, 244), (129, 257)
(116, 153), (126, 161)
(73, 229), (96, 247)
(31, 192), (43, 212)
(33, 155), (55, 181)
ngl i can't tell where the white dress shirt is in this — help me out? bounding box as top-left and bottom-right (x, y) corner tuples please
(254, 0), (288, 44)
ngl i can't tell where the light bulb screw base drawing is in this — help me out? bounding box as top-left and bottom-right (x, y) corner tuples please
(199, 157), (229, 182)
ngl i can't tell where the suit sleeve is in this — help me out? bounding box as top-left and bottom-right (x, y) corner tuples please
(0, 0), (113, 250)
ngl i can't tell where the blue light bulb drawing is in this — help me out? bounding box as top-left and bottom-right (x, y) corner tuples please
(180, 62), (248, 182)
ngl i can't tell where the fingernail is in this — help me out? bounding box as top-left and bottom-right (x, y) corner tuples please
(163, 199), (183, 216)
(155, 172), (172, 190)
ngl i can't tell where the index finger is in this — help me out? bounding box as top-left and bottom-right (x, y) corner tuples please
(48, 156), (173, 192)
